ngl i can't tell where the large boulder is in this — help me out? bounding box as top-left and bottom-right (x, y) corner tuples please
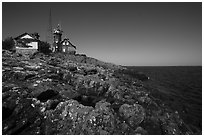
(74, 75), (109, 97)
(44, 99), (93, 135)
(43, 100), (116, 135)
(83, 100), (115, 134)
(119, 103), (145, 129)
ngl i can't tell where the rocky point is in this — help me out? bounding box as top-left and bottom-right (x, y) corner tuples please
(2, 50), (198, 134)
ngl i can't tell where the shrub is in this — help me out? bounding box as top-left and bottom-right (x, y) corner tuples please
(2, 37), (15, 51)
(38, 41), (52, 54)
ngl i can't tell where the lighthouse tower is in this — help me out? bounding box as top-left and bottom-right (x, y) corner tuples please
(53, 24), (63, 52)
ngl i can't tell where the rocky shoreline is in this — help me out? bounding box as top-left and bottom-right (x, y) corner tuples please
(2, 50), (200, 135)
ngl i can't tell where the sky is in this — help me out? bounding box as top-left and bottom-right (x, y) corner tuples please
(2, 2), (202, 66)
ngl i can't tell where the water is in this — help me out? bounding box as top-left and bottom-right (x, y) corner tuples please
(126, 66), (202, 132)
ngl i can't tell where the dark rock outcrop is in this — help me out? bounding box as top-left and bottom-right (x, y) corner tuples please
(2, 50), (199, 135)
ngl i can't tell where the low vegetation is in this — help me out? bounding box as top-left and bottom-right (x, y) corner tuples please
(2, 37), (15, 51)
(38, 41), (52, 54)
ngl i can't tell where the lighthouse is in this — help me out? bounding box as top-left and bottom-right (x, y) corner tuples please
(53, 24), (63, 52)
(51, 23), (76, 54)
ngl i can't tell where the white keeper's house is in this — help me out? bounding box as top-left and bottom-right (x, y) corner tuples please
(14, 32), (40, 54)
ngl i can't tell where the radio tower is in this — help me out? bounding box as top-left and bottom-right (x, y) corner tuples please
(46, 9), (53, 50)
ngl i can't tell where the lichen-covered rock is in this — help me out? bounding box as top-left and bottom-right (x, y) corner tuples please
(44, 99), (93, 135)
(74, 75), (109, 97)
(119, 103), (145, 129)
(83, 100), (115, 135)
(2, 51), (199, 135)
(134, 126), (148, 135)
(114, 118), (135, 135)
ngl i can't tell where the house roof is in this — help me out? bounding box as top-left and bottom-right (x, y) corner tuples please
(61, 38), (76, 49)
(15, 32), (30, 40)
(14, 32), (39, 41)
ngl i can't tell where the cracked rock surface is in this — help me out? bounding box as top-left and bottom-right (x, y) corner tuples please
(2, 50), (199, 134)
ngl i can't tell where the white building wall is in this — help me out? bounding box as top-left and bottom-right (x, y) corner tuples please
(27, 42), (38, 49)
(16, 42), (38, 49)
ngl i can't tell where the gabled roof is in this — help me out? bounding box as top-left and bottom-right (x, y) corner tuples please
(16, 38), (39, 43)
(61, 38), (76, 49)
(14, 32), (39, 40)
(15, 33), (31, 40)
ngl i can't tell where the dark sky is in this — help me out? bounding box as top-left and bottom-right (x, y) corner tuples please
(2, 2), (202, 66)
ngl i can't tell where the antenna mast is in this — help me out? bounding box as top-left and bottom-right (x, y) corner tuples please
(46, 9), (53, 49)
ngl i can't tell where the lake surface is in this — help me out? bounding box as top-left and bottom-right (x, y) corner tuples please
(126, 66), (202, 132)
